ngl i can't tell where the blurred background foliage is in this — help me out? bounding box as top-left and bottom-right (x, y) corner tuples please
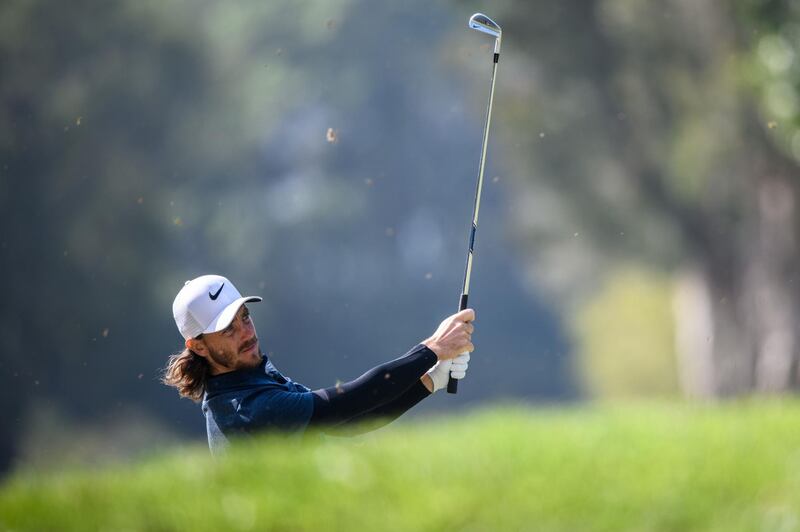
(575, 266), (678, 399)
(2, 0), (800, 476)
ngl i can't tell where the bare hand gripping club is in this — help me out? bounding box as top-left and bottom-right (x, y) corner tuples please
(448, 13), (502, 394)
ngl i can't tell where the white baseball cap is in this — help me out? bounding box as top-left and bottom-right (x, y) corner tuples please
(173, 274), (262, 340)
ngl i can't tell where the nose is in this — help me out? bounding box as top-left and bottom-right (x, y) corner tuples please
(239, 316), (255, 341)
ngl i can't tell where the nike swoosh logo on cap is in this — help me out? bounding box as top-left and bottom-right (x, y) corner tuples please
(209, 283), (224, 300)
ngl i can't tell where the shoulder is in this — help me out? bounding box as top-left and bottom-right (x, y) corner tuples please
(207, 387), (314, 433)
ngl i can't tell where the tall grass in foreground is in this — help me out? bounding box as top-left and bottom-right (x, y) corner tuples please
(1, 401), (799, 531)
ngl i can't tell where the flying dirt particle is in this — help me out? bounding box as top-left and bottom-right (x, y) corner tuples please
(275, 48), (283, 56)
(326, 127), (338, 143)
(364, 178), (374, 186)
(326, 19), (336, 29)
(76, 116), (82, 126)
(492, 176), (500, 183)
(63, 250), (69, 257)
(138, 373), (144, 379)
(425, 272), (433, 280)
(574, 232), (579, 237)
(137, 197), (144, 204)
(34, 380), (40, 386)
(102, 328), (109, 338)
(539, 132), (546, 138)
(385, 227), (395, 237)
(173, 217), (183, 226)
(384, 372), (391, 379)
(768, 121), (778, 129)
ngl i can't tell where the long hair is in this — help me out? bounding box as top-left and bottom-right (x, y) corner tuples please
(162, 346), (210, 402)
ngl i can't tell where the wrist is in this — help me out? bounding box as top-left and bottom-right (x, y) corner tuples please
(426, 359), (451, 392)
(421, 374), (434, 393)
(421, 339), (442, 360)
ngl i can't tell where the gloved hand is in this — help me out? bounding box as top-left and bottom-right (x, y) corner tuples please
(449, 352), (470, 379)
(426, 352), (471, 392)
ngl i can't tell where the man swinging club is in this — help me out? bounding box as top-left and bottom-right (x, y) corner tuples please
(163, 274), (475, 454)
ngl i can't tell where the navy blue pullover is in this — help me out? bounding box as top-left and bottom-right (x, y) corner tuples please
(202, 344), (437, 454)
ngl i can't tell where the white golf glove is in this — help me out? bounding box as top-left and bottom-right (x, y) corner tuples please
(426, 352), (471, 393)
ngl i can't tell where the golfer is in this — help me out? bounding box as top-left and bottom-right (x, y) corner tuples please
(163, 274), (474, 454)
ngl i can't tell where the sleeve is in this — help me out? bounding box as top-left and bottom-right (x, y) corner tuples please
(239, 388), (315, 433)
(325, 379), (431, 436)
(308, 344), (437, 428)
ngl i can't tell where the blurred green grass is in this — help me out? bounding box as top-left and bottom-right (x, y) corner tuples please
(2, 401), (800, 531)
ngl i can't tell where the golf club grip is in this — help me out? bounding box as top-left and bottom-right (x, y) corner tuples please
(447, 294), (470, 394)
(447, 375), (458, 394)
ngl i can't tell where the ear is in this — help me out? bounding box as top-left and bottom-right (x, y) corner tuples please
(186, 337), (209, 358)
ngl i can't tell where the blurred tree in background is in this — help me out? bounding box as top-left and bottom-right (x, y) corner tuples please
(487, 0), (800, 398)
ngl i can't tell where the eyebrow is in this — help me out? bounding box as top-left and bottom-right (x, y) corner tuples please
(230, 307), (249, 327)
(223, 307), (249, 333)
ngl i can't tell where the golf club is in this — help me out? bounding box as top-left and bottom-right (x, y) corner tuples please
(448, 13), (502, 394)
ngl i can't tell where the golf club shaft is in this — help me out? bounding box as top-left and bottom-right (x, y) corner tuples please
(448, 52), (499, 394)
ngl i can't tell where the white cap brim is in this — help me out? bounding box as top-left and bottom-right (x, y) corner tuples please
(202, 296), (262, 335)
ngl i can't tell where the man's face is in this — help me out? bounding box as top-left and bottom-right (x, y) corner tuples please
(195, 305), (262, 372)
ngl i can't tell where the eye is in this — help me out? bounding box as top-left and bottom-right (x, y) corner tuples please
(242, 313), (251, 322)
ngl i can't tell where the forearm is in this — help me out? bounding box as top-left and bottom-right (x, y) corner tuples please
(308, 344), (437, 427)
(325, 379), (432, 435)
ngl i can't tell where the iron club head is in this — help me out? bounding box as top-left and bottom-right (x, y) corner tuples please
(468, 13), (501, 53)
(469, 13), (501, 38)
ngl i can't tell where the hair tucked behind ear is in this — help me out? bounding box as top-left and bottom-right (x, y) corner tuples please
(162, 347), (209, 402)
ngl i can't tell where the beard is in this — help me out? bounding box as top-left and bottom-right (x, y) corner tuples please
(207, 348), (237, 370)
(208, 337), (261, 371)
